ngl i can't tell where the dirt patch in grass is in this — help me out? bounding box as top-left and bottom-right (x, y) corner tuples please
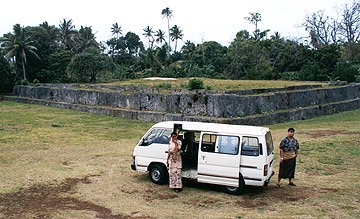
(319, 188), (339, 193)
(270, 186), (315, 202)
(305, 130), (360, 138)
(185, 197), (222, 207)
(0, 175), (154, 219)
(235, 199), (269, 209)
(142, 188), (178, 202)
(234, 186), (316, 209)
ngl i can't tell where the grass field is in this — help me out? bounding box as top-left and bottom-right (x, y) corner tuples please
(0, 101), (359, 219)
(104, 78), (326, 91)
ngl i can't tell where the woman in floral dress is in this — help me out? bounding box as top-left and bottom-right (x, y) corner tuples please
(166, 132), (183, 192)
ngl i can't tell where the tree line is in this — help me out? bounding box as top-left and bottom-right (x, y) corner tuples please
(1, 3), (360, 93)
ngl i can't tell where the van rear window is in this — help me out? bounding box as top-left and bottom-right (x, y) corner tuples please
(265, 131), (274, 155)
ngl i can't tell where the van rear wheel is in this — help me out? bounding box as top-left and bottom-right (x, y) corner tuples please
(149, 164), (168, 185)
(223, 177), (245, 195)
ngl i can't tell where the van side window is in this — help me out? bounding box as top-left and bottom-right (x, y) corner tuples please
(141, 128), (172, 146)
(201, 134), (239, 155)
(201, 134), (216, 152)
(241, 136), (260, 156)
(217, 135), (239, 155)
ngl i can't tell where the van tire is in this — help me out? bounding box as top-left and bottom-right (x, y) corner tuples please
(223, 177), (245, 195)
(149, 163), (168, 185)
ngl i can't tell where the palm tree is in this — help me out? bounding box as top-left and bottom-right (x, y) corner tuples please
(111, 23), (122, 39)
(270, 31), (282, 40)
(39, 21), (60, 50)
(161, 7), (173, 53)
(170, 25), (184, 52)
(181, 40), (195, 60)
(59, 18), (77, 50)
(0, 24), (40, 80)
(155, 29), (166, 46)
(77, 26), (99, 52)
(143, 26), (155, 49)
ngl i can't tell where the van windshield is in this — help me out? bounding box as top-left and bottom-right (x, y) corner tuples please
(265, 131), (274, 155)
(141, 128), (172, 146)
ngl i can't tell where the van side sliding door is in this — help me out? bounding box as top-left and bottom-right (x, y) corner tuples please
(197, 133), (241, 187)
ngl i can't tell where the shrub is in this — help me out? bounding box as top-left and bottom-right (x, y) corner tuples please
(156, 83), (172, 90)
(205, 85), (213, 90)
(356, 74), (360, 83)
(280, 71), (300, 81)
(299, 62), (327, 81)
(188, 78), (204, 90)
(332, 62), (358, 82)
(20, 79), (30, 86)
(33, 79), (40, 84)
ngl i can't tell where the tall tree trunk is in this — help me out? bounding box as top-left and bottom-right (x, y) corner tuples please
(167, 18), (171, 54)
(21, 59), (26, 80)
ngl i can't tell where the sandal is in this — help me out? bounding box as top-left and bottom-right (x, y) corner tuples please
(289, 182), (296, 186)
(275, 183), (281, 188)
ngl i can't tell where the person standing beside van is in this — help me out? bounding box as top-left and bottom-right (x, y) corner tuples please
(275, 128), (299, 188)
(166, 132), (183, 192)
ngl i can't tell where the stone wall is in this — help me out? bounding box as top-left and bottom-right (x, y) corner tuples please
(12, 84), (360, 119)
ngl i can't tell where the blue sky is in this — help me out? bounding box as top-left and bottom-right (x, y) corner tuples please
(0, 0), (351, 48)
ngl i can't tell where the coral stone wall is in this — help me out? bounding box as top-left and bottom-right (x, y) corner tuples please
(12, 84), (360, 119)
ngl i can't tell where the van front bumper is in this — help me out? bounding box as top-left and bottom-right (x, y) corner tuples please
(131, 156), (136, 171)
(131, 160), (136, 171)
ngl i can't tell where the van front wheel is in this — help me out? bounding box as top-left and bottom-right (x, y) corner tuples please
(149, 164), (168, 185)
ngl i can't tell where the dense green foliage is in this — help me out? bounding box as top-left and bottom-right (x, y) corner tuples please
(1, 3), (360, 93)
(67, 48), (115, 82)
(0, 50), (15, 93)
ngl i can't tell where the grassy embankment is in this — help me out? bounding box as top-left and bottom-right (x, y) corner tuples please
(104, 78), (326, 90)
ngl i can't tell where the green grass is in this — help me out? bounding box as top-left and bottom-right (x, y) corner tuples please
(0, 101), (359, 219)
(103, 78), (326, 90)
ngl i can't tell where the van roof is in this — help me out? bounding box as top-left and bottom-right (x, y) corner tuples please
(152, 121), (269, 135)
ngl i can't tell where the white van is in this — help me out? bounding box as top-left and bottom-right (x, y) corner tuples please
(131, 121), (275, 194)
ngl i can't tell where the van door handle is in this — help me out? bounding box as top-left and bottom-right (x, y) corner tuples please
(165, 151), (168, 154)
(201, 156), (206, 163)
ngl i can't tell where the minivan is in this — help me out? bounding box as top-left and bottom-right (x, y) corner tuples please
(131, 121), (275, 194)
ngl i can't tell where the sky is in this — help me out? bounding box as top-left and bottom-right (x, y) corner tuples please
(0, 0), (352, 48)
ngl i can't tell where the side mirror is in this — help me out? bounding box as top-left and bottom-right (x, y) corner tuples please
(140, 139), (150, 146)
